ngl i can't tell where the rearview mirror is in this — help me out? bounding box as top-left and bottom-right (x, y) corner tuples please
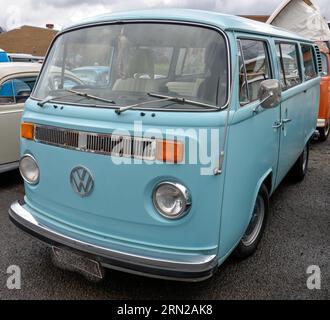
(257, 79), (282, 110)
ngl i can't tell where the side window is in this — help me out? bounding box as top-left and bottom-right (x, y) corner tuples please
(238, 39), (271, 104)
(321, 53), (329, 76)
(152, 47), (173, 79)
(176, 48), (206, 76)
(301, 44), (317, 80)
(0, 80), (14, 104)
(276, 42), (301, 90)
(0, 76), (37, 105)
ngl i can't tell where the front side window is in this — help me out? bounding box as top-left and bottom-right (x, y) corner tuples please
(33, 23), (229, 110)
(321, 53), (329, 76)
(301, 44), (317, 80)
(276, 42), (301, 90)
(0, 76), (37, 104)
(238, 39), (271, 104)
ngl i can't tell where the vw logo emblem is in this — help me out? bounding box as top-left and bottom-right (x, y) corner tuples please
(70, 166), (94, 197)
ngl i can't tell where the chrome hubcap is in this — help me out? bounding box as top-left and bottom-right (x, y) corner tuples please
(242, 195), (265, 247)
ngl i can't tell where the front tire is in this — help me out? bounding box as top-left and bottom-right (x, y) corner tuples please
(233, 184), (269, 259)
(290, 142), (310, 183)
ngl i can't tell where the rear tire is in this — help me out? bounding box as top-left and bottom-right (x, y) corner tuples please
(318, 121), (330, 142)
(233, 184), (269, 259)
(290, 142), (310, 183)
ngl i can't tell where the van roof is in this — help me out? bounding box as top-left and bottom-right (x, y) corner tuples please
(63, 9), (312, 42)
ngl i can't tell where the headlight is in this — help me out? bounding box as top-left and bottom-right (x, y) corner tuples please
(152, 182), (191, 219)
(19, 155), (40, 185)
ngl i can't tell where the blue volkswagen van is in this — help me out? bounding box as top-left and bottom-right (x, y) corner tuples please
(9, 10), (321, 281)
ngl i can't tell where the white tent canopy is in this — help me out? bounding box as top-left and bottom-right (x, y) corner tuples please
(267, 0), (330, 42)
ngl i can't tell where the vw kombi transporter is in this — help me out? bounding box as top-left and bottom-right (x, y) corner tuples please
(9, 10), (321, 281)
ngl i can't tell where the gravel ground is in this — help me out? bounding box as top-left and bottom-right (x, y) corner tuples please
(0, 138), (329, 300)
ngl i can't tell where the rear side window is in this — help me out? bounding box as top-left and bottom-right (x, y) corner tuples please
(238, 39), (271, 105)
(176, 48), (206, 76)
(301, 44), (317, 80)
(0, 76), (37, 104)
(321, 53), (329, 76)
(276, 42), (301, 90)
(0, 81), (14, 104)
(151, 47), (173, 78)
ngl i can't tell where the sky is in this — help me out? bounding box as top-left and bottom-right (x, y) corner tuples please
(1, 0), (330, 31)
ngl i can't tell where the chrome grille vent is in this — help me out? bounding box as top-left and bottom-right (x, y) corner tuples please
(35, 126), (79, 148)
(314, 45), (323, 75)
(34, 125), (156, 160)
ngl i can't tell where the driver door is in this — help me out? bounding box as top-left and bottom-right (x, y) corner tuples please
(0, 76), (37, 165)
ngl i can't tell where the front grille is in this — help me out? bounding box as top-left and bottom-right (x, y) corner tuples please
(34, 125), (156, 160)
(35, 126), (79, 148)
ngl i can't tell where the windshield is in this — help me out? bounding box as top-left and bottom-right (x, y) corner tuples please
(33, 23), (228, 110)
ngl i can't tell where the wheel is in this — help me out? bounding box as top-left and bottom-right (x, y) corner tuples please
(233, 184), (269, 259)
(290, 142), (310, 183)
(318, 121), (330, 142)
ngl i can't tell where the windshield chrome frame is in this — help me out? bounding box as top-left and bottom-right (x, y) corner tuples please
(31, 19), (232, 113)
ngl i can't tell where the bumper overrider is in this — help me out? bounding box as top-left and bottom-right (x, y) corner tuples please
(317, 119), (326, 128)
(9, 201), (218, 282)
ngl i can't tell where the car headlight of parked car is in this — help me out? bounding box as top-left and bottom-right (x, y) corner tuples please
(19, 155), (40, 185)
(152, 182), (191, 219)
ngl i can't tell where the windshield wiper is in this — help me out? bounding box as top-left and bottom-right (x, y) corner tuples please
(37, 92), (77, 107)
(37, 89), (116, 107)
(67, 89), (116, 105)
(115, 93), (219, 115)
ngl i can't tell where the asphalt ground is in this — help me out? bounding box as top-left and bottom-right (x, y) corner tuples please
(0, 138), (329, 300)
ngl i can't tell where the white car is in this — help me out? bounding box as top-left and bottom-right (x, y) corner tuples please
(0, 63), (41, 173)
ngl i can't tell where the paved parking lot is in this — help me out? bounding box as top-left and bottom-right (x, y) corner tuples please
(0, 138), (329, 300)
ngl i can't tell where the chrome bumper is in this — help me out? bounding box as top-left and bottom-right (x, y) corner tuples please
(317, 119), (326, 128)
(9, 201), (218, 282)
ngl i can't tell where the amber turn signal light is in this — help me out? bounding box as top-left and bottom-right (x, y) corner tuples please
(21, 123), (35, 140)
(156, 140), (184, 163)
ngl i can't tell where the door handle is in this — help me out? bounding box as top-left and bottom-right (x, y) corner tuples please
(282, 118), (292, 124)
(273, 121), (283, 129)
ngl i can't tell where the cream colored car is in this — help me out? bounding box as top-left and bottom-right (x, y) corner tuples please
(0, 63), (41, 173)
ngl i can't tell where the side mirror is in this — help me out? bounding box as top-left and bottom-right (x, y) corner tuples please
(257, 79), (282, 110)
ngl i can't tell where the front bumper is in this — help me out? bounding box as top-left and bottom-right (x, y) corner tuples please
(9, 201), (218, 282)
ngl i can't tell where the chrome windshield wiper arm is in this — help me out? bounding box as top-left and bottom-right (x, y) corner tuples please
(115, 96), (177, 115)
(115, 93), (218, 115)
(67, 89), (116, 105)
(37, 92), (76, 107)
(148, 93), (219, 110)
(37, 89), (116, 107)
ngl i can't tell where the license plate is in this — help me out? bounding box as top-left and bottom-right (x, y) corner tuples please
(51, 247), (105, 280)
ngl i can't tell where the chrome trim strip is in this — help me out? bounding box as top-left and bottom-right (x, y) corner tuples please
(9, 201), (218, 281)
(0, 161), (19, 174)
(0, 110), (23, 115)
(31, 19), (231, 112)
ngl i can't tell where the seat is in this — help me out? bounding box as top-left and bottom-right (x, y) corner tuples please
(113, 49), (159, 93)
